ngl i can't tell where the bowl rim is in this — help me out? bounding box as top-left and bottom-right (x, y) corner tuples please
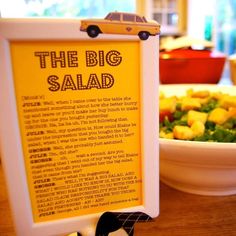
(159, 138), (236, 149)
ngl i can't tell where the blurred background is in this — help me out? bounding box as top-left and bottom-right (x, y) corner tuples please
(0, 0), (236, 84)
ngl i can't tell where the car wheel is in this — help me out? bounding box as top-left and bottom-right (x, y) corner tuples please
(138, 31), (149, 40)
(87, 26), (100, 38)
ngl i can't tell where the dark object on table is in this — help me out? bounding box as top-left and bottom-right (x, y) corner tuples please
(95, 211), (153, 236)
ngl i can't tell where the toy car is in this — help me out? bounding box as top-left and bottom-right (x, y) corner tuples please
(80, 12), (160, 40)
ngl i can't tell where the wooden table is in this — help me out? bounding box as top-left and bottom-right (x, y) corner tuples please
(1, 162), (236, 236)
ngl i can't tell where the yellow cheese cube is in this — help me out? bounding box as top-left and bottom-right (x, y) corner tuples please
(208, 107), (229, 125)
(187, 110), (208, 126)
(191, 121), (205, 137)
(160, 97), (176, 113)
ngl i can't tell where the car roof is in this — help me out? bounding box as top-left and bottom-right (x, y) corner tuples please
(109, 11), (142, 16)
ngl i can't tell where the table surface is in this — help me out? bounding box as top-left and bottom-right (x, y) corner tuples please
(1, 162), (236, 236)
(0, 75), (235, 236)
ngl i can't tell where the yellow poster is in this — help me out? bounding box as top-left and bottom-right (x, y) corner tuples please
(10, 40), (142, 222)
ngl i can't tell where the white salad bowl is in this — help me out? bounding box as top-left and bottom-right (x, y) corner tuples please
(159, 84), (236, 196)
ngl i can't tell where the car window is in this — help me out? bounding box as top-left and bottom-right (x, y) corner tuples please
(123, 14), (135, 22)
(110, 13), (120, 21)
(105, 13), (111, 20)
(142, 17), (147, 23)
(136, 16), (143, 22)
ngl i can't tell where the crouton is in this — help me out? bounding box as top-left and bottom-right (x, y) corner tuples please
(208, 107), (229, 124)
(191, 90), (210, 98)
(159, 130), (174, 139)
(211, 91), (223, 100)
(228, 107), (236, 119)
(191, 121), (205, 137)
(219, 95), (236, 109)
(181, 97), (201, 111)
(198, 97), (210, 105)
(173, 125), (194, 140)
(187, 110), (208, 126)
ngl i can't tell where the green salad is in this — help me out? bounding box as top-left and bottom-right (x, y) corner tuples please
(159, 89), (236, 142)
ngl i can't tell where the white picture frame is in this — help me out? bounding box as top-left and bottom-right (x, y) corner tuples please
(0, 18), (159, 236)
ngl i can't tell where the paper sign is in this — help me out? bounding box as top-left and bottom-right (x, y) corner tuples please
(11, 40), (142, 222)
(0, 19), (159, 236)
